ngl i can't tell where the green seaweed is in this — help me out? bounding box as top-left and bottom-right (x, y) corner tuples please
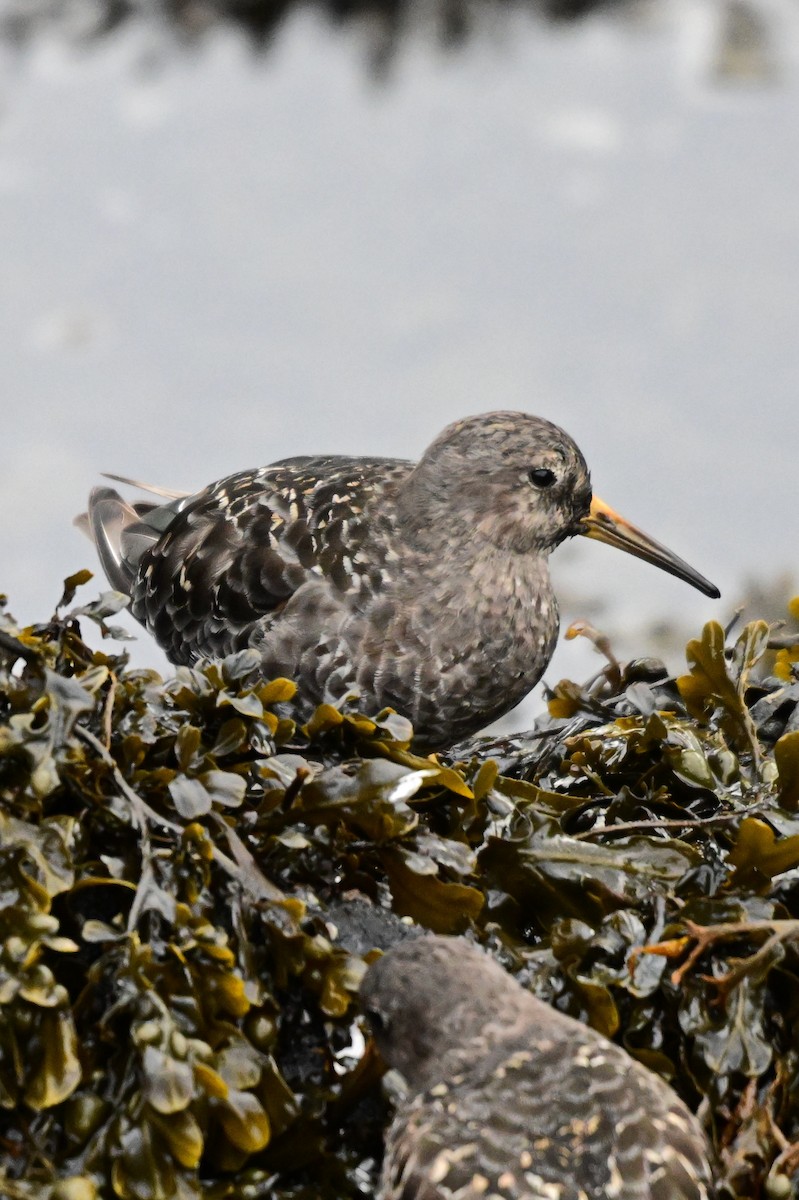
(1, 580), (799, 1198)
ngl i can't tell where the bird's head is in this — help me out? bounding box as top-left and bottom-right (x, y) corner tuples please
(399, 411), (719, 597)
(360, 935), (527, 1092)
(399, 411), (591, 555)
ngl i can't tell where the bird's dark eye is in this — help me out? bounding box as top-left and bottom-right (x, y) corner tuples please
(365, 1007), (388, 1035)
(528, 467), (557, 489)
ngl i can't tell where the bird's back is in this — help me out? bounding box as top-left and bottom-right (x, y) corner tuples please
(383, 1024), (714, 1200)
(86, 455), (413, 666)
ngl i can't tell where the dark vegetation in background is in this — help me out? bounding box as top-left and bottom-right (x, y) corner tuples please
(0, 0), (663, 81)
(0, 1), (774, 106)
(1, 0), (632, 52)
(1, 575), (799, 1198)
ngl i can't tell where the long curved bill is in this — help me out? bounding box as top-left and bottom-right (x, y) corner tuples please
(581, 496), (720, 599)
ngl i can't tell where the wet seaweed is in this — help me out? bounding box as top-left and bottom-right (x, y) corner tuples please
(1, 576), (799, 1198)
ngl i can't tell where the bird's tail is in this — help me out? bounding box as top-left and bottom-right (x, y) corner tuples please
(101, 473), (187, 501)
(75, 480), (189, 596)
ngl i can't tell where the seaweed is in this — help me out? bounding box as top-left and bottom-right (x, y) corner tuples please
(1, 576), (799, 1198)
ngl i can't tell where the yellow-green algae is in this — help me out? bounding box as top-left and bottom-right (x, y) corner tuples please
(1, 575), (799, 1199)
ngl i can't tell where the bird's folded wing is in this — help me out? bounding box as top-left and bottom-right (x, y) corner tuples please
(382, 1039), (714, 1200)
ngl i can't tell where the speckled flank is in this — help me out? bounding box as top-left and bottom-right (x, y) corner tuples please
(85, 412), (592, 747)
(360, 937), (716, 1200)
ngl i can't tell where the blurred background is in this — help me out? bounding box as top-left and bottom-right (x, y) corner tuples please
(0, 0), (796, 732)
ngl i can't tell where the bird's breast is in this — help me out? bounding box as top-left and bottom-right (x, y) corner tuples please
(347, 549), (559, 743)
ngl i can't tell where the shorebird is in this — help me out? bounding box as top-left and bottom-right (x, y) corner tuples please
(360, 935), (716, 1200)
(79, 411), (718, 747)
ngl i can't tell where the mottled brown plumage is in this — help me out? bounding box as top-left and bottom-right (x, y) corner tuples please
(360, 936), (716, 1200)
(80, 412), (718, 747)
